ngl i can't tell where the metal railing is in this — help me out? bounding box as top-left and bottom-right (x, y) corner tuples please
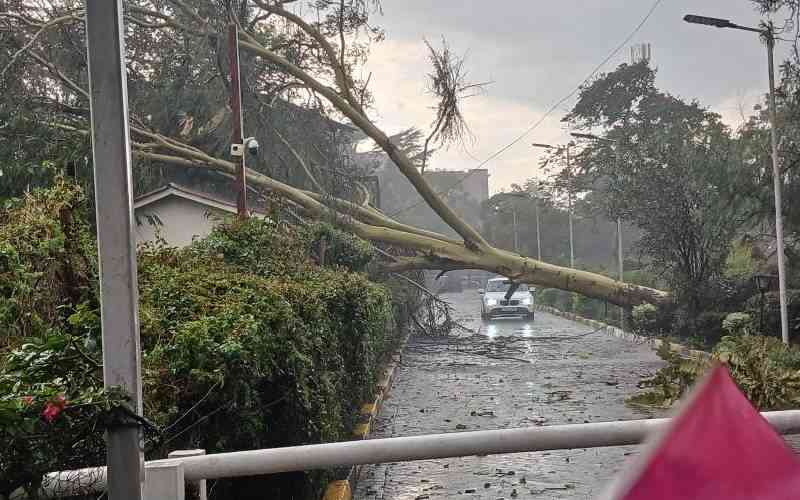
(17, 410), (800, 499)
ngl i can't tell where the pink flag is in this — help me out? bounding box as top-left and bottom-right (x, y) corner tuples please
(603, 364), (800, 500)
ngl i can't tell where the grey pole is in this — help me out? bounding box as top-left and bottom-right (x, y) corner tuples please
(615, 147), (625, 329)
(682, 15), (789, 342)
(85, 2), (144, 499)
(535, 197), (542, 261)
(767, 32), (790, 344)
(566, 144), (574, 269)
(512, 207), (519, 253)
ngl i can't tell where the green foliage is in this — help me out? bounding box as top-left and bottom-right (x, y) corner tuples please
(745, 289), (800, 337)
(536, 288), (574, 312)
(724, 241), (757, 280)
(628, 343), (708, 408)
(0, 334), (127, 496)
(305, 222), (376, 272)
(565, 61), (748, 332)
(190, 216), (311, 277)
(723, 312), (753, 336)
(631, 304), (659, 334)
(631, 335), (800, 411)
(0, 186), (396, 499)
(0, 179), (96, 346)
(574, 294), (606, 320)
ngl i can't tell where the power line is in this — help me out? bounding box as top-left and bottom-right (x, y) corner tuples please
(473, 0), (664, 169)
(387, 0), (665, 219)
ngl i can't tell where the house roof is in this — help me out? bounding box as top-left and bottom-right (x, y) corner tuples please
(134, 183), (255, 215)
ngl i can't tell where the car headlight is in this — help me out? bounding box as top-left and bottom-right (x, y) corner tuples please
(521, 297), (532, 305)
(486, 299), (497, 306)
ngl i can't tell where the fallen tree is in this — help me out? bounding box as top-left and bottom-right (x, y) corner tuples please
(0, 0), (669, 307)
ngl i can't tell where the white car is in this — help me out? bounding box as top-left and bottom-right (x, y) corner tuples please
(479, 277), (535, 320)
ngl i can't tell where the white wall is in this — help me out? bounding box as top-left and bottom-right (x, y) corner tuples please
(134, 196), (233, 248)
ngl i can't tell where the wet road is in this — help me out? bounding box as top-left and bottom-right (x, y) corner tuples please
(354, 290), (665, 500)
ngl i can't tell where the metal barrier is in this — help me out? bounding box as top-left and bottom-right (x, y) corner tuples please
(17, 410), (800, 499)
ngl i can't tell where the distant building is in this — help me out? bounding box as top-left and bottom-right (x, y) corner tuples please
(425, 168), (490, 206)
(366, 155), (490, 238)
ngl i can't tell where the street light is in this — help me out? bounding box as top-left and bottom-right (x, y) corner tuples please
(571, 132), (626, 329)
(684, 13), (790, 344)
(533, 141), (575, 269)
(493, 204), (519, 253)
(502, 192), (542, 261)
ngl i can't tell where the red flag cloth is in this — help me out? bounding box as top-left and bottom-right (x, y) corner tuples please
(612, 364), (800, 500)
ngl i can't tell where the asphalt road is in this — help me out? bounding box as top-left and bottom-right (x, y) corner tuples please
(354, 290), (666, 500)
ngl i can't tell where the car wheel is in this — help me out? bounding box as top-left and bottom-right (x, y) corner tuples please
(526, 312), (535, 320)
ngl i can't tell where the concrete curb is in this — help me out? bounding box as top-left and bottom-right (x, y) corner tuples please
(320, 332), (411, 500)
(535, 304), (710, 359)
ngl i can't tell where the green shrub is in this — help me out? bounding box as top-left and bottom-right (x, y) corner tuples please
(630, 335), (800, 411)
(0, 185), (396, 499)
(0, 179), (95, 346)
(304, 222), (375, 272)
(631, 304), (659, 334)
(745, 289), (800, 337)
(722, 312), (753, 336)
(724, 240), (756, 280)
(536, 288), (559, 307)
(574, 294), (606, 320)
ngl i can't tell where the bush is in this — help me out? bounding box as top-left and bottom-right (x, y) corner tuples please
(304, 222), (375, 273)
(0, 186), (397, 499)
(630, 335), (800, 411)
(631, 304), (659, 334)
(745, 289), (800, 337)
(722, 312), (753, 336)
(724, 240), (757, 280)
(693, 311), (728, 345)
(536, 288), (560, 307)
(574, 294), (606, 320)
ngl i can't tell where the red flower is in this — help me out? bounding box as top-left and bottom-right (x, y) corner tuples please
(20, 396), (34, 406)
(42, 394), (67, 423)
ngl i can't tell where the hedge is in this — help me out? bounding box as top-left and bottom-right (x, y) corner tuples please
(0, 181), (397, 499)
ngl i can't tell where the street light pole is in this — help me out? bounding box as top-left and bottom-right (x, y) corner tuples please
(767, 33), (791, 345)
(571, 132), (627, 327)
(535, 197), (542, 261)
(566, 145), (574, 269)
(684, 14), (789, 344)
(85, 1), (144, 498)
(532, 141), (574, 268)
(512, 207), (519, 253)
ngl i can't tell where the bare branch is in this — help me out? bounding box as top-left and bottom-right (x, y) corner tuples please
(1, 13), (83, 79)
(421, 38), (486, 171)
(271, 125), (325, 193)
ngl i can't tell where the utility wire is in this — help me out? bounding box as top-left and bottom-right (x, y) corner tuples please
(387, 0), (665, 219)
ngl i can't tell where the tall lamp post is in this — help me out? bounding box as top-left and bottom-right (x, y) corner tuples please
(533, 141), (575, 268)
(684, 14), (789, 344)
(571, 132), (625, 327)
(503, 191), (542, 260)
(493, 204), (519, 253)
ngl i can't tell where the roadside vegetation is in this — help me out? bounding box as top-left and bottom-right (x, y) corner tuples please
(0, 180), (413, 499)
(489, 0), (800, 409)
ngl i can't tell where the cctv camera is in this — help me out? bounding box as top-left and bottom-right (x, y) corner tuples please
(244, 137), (259, 156)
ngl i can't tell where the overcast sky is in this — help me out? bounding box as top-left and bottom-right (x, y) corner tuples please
(360, 0), (793, 193)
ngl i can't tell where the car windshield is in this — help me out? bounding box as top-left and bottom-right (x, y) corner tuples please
(486, 280), (528, 293)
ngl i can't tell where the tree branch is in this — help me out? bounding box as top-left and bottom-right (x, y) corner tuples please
(237, 36), (489, 249)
